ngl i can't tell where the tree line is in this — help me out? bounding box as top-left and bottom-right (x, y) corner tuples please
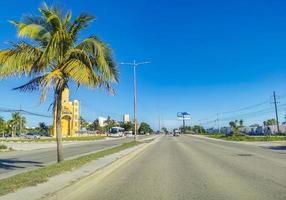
(80, 117), (153, 134)
(0, 112), (51, 137)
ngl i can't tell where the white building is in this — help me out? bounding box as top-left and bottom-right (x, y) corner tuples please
(123, 114), (130, 123)
(98, 117), (107, 127)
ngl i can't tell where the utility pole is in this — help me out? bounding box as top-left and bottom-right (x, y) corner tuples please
(158, 116), (161, 133)
(19, 105), (22, 136)
(273, 91), (280, 133)
(120, 60), (150, 141)
(216, 113), (220, 133)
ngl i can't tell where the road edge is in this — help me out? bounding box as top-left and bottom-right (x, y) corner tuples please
(44, 135), (161, 200)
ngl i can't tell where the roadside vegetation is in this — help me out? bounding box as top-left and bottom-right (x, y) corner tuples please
(0, 144), (13, 152)
(203, 133), (286, 141)
(0, 141), (141, 196)
(0, 144), (8, 150)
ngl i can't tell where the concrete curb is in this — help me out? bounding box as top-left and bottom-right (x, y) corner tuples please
(46, 135), (161, 200)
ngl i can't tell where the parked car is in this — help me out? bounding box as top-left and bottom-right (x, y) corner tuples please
(38, 132), (49, 137)
(25, 133), (41, 139)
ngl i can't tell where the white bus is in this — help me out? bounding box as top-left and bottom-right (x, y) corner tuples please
(108, 127), (125, 137)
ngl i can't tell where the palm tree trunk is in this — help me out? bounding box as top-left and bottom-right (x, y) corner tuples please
(53, 102), (57, 137)
(55, 90), (64, 162)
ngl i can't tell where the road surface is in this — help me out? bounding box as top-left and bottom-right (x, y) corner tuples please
(0, 136), (147, 179)
(65, 135), (286, 200)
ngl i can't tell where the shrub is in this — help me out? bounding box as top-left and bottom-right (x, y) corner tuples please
(0, 144), (8, 150)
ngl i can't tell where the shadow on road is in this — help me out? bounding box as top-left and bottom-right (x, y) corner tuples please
(266, 146), (286, 151)
(0, 159), (43, 170)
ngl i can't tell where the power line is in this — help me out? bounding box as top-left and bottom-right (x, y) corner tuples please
(0, 107), (52, 118)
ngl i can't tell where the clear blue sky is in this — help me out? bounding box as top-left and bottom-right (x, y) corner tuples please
(1, 0), (286, 129)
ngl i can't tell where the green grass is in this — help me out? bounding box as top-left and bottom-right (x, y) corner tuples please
(0, 144), (7, 150)
(0, 140), (141, 196)
(0, 136), (106, 143)
(206, 133), (286, 141)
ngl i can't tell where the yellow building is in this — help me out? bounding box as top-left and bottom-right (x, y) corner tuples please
(52, 88), (80, 137)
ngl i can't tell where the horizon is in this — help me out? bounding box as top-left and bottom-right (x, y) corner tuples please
(1, 0), (286, 130)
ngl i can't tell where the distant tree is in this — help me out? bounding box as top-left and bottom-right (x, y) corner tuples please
(229, 120), (240, 136)
(193, 125), (205, 134)
(239, 119), (244, 127)
(80, 117), (89, 130)
(161, 127), (168, 133)
(8, 112), (26, 136)
(138, 122), (153, 134)
(263, 119), (277, 126)
(87, 119), (100, 131)
(0, 117), (6, 135)
(104, 116), (116, 131)
(38, 122), (49, 133)
(119, 121), (133, 132)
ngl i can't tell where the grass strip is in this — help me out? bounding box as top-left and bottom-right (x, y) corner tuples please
(0, 140), (141, 196)
(205, 134), (286, 141)
(0, 144), (7, 149)
(0, 136), (106, 143)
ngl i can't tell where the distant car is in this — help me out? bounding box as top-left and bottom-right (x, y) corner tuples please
(173, 132), (180, 137)
(25, 133), (41, 139)
(108, 127), (125, 137)
(38, 132), (49, 137)
(124, 131), (133, 137)
(16, 133), (26, 137)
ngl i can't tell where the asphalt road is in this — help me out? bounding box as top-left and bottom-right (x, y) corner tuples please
(67, 135), (286, 200)
(0, 136), (145, 179)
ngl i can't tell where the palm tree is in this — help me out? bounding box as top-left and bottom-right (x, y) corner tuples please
(9, 112), (26, 136)
(0, 117), (6, 137)
(0, 4), (118, 162)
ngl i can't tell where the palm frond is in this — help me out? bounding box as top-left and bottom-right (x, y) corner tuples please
(62, 59), (100, 87)
(69, 13), (95, 40)
(10, 20), (50, 41)
(76, 36), (118, 82)
(39, 3), (62, 32)
(13, 75), (45, 92)
(0, 42), (43, 78)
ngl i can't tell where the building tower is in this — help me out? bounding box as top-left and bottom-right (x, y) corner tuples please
(52, 88), (80, 137)
(123, 114), (130, 123)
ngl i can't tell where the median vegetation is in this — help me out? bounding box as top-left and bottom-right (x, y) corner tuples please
(205, 133), (286, 141)
(0, 141), (141, 196)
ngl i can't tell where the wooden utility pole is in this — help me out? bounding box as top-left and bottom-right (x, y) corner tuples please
(273, 91), (280, 133)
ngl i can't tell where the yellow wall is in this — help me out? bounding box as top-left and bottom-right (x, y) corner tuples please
(52, 88), (80, 137)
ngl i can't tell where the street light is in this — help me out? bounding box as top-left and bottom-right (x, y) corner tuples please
(120, 60), (150, 141)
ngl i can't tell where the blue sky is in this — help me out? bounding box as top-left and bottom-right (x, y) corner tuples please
(1, 0), (286, 129)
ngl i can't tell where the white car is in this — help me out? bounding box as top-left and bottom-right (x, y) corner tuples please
(25, 133), (41, 139)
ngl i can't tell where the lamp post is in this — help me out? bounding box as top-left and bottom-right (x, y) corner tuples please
(120, 60), (150, 141)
